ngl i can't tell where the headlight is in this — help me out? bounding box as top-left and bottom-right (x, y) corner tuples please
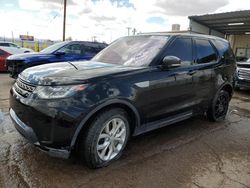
(34, 84), (87, 99)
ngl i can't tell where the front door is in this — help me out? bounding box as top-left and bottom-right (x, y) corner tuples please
(141, 37), (196, 123)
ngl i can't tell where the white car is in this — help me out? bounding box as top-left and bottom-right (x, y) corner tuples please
(0, 41), (33, 53)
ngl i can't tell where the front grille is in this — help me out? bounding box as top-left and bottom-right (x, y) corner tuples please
(14, 78), (36, 98)
(6, 59), (25, 76)
(6, 59), (24, 67)
(237, 63), (250, 69)
(238, 69), (250, 80)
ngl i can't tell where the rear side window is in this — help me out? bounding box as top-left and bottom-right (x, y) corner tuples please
(164, 38), (193, 65)
(212, 40), (235, 61)
(195, 39), (217, 64)
(0, 43), (9, 47)
(82, 45), (100, 54)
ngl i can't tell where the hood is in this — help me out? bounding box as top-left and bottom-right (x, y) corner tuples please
(7, 52), (53, 62)
(19, 61), (144, 85)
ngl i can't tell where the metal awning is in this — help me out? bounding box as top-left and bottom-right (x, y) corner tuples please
(189, 10), (250, 35)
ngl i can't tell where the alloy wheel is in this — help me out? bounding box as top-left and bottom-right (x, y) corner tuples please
(97, 118), (126, 161)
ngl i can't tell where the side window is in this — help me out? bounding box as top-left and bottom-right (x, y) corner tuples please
(82, 45), (97, 54)
(212, 40), (235, 61)
(164, 38), (193, 65)
(195, 39), (217, 64)
(0, 43), (9, 47)
(59, 44), (81, 55)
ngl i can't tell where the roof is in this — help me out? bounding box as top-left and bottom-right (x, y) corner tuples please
(138, 32), (227, 41)
(0, 46), (26, 55)
(189, 10), (250, 35)
(0, 41), (14, 43)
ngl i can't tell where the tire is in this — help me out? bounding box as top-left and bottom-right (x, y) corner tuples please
(78, 108), (130, 168)
(207, 90), (230, 122)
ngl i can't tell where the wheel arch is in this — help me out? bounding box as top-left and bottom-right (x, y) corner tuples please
(70, 99), (141, 149)
(220, 83), (233, 98)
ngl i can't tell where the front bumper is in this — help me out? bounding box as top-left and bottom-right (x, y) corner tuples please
(235, 78), (250, 89)
(10, 108), (70, 159)
(6, 59), (25, 78)
(235, 68), (250, 89)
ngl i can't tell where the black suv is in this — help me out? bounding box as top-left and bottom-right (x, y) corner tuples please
(9, 34), (236, 168)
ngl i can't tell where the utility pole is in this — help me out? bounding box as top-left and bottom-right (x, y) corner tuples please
(92, 36), (97, 42)
(126, 27), (131, 36)
(132, 28), (136, 35)
(63, 0), (67, 41)
(11, 31), (14, 42)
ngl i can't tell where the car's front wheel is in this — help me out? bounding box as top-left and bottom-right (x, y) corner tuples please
(207, 90), (230, 122)
(79, 108), (130, 168)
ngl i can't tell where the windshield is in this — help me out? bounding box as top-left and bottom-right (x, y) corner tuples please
(40, 41), (69, 53)
(92, 35), (169, 66)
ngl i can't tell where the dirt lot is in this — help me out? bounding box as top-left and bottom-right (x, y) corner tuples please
(0, 73), (250, 188)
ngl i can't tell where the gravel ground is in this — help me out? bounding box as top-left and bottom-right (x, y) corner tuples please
(0, 73), (250, 188)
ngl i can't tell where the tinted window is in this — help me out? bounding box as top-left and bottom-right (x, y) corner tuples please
(212, 40), (234, 61)
(60, 44), (82, 55)
(195, 39), (217, 64)
(82, 45), (100, 54)
(0, 43), (9, 47)
(164, 38), (193, 65)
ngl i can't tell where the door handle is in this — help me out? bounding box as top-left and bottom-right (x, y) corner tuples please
(187, 70), (197, 75)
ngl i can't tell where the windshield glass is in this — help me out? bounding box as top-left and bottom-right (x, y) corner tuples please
(40, 41), (69, 53)
(92, 35), (169, 66)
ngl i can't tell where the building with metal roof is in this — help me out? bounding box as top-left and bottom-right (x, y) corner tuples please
(189, 10), (250, 58)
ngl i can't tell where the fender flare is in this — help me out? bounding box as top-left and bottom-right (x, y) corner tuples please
(70, 99), (141, 148)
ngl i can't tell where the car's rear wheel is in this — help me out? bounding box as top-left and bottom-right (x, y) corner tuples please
(78, 108), (130, 168)
(207, 90), (230, 122)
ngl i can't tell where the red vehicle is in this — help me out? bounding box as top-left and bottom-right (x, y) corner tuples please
(0, 47), (25, 71)
(0, 48), (11, 71)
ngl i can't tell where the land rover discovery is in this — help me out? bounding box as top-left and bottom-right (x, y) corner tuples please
(9, 34), (236, 168)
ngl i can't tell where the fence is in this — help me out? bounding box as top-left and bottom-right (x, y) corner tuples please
(0, 37), (56, 52)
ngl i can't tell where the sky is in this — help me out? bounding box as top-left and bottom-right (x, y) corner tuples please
(0, 0), (250, 43)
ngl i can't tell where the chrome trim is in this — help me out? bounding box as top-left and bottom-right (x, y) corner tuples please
(16, 78), (36, 92)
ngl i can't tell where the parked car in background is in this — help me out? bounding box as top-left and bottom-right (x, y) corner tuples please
(10, 34), (236, 168)
(0, 47), (30, 72)
(235, 58), (250, 90)
(0, 41), (33, 53)
(6, 41), (108, 78)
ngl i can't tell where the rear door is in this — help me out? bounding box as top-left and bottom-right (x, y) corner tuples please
(192, 38), (218, 107)
(80, 45), (99, 60)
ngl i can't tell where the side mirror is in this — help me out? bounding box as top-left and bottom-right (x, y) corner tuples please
(54, 51), (65, 56)
(162, 56), (181, 68)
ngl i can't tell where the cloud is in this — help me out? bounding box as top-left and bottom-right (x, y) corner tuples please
(0, 0), (247, 43)
(153, 0), (229, 16)
(89, 15), (117, 22)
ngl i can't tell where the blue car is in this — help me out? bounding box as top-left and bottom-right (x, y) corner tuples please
(6, 41), (107, 78)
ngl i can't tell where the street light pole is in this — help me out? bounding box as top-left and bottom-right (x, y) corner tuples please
(63, 0), (67, 41)
(126, 27), (131, 36)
